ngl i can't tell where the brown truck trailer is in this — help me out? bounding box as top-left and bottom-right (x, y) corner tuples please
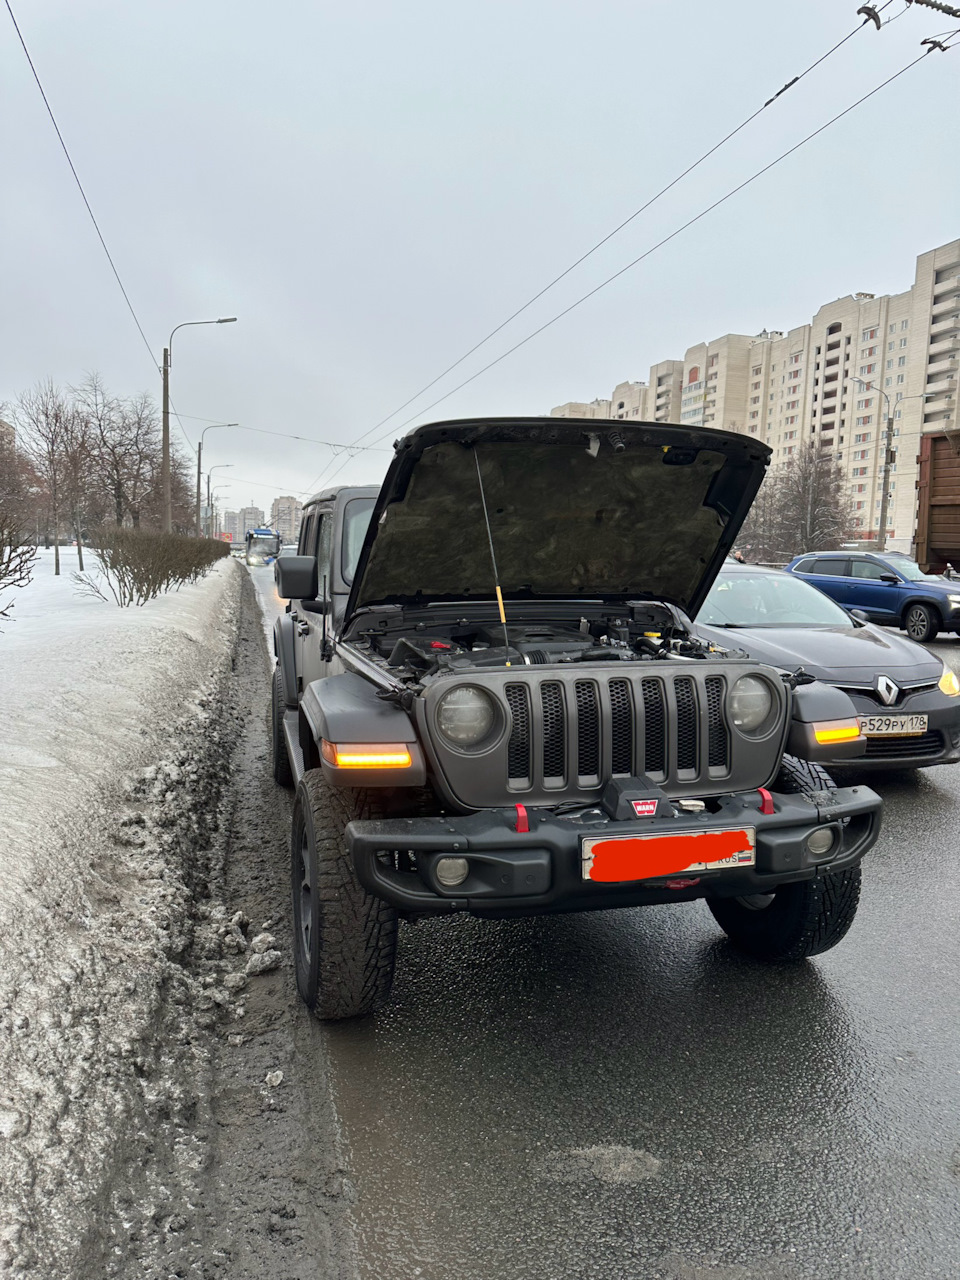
(915, 431), (960, 572)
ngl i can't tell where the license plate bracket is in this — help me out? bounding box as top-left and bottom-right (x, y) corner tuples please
(582, 827), (756, 883)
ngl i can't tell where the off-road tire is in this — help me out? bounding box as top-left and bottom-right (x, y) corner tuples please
(291, 772), (397, 1020)
(272, 668), (294, 788)
(904, 602), (939, 644)
(708, 755), (861, 961)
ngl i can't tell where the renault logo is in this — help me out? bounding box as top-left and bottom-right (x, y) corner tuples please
(876, 674), (900, 706)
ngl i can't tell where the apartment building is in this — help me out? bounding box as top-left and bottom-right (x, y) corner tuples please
(221, 510), (241, 542)
(550, 238), (960, 554)
(239, 505), (265, 536)
(270, 495), (303, 544)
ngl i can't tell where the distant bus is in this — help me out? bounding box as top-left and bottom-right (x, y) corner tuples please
(245, 527), (282, 566)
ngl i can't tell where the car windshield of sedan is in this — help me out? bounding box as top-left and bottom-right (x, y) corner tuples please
(700, 571), (852, 627)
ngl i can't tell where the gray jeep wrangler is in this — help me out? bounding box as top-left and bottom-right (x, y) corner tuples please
(273, 418), (882, 1020)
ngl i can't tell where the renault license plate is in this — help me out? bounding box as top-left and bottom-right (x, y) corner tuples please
(582, 827), (756, 883)
(860, 714), (927, 737)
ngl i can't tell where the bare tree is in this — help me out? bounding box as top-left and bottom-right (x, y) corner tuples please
(15, 381), (75, 576)
(740, 443), (854, 562)
(74, 375), (162, 530)
(0, 419), (36, 622)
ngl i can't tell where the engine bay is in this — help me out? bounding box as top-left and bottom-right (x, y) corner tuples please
(348, 604), (735, 681)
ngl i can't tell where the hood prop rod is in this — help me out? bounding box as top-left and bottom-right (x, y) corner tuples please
(473, 447), (512, 666)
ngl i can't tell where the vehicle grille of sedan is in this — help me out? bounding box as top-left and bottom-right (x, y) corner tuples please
(862, 730), (944, 759)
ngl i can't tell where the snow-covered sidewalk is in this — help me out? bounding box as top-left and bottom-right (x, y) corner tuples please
(0, 549), (244, 1275)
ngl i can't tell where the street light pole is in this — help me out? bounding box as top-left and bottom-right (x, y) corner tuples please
(161, 316), (237, 534)
(196, 422), (238, 537)
(205, 465), (233, 538)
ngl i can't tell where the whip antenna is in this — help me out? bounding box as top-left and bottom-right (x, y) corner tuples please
(473, 447), (511, 666)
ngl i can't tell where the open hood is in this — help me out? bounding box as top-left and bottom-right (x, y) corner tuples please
(345, 418), (770, 623)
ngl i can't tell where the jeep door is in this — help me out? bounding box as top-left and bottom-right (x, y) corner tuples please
(295, 504), (336, 690)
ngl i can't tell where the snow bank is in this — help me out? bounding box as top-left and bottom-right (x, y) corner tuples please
(0, 551), (243, 1274)
(0, 551), (237, 926)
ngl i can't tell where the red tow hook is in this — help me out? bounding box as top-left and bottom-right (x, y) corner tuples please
(514, 803), (529, 833)
(757, 787), (775, 815)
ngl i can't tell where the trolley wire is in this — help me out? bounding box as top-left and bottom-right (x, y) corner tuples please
(301, 38), (943, 500)
(343, 1), (896, 455)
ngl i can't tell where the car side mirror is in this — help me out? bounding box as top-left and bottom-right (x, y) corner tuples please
(849, 608), (870, 623)
(879, 573), (899, 584)
(276, 555), (319, 600)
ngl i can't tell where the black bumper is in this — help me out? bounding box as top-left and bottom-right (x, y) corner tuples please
(347, 785), (882, 918)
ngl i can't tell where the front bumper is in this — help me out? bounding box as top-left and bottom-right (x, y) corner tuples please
(827, 688), (960, 770)
(347, 785), (882, 918)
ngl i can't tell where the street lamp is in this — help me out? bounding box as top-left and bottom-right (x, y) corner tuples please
(196, 423), (238, 538)
(209, 485), (231, 539)
(850, 376), (894, 551)
(205, 464), (233, 538)
(161, 316), (237, 533)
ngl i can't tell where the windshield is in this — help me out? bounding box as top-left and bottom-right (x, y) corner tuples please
(248, 536), (278, 553)
(883, 554), (944, 582)
(700, 571), (853, 627)
(342, 497), (376, 585)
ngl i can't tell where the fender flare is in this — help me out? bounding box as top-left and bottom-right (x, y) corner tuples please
(273, 613), (298, 708)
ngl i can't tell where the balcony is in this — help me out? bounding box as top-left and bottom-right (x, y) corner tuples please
(931, 314), (960, 339)
(925, 376), (957, 397)
(927, 354), (958, 378)
(929, 336), (960, 358)
(933, 272), (960, 298)
(932, 293), (960, 318)
(923, 394), (955, 415)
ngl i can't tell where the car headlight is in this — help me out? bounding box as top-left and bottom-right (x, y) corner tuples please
(729, 675), (774, 732)
(939, 668), (960, 697)
(948, 595), (960, 608)
(436, 686), (497, 745)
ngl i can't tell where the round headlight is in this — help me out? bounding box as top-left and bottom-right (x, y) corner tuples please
(730, 675), (773, 733)
(436, 686), (496, 746)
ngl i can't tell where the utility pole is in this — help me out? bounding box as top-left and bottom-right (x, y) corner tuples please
(161, 347), (171, 533)
(877, 406), (895, 553)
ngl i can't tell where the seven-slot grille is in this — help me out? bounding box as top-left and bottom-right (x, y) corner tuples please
(503, 673), (731, 789)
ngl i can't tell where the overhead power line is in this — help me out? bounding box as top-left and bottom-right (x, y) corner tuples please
(4, 0), (158, 369)
(361, 43), (948, 451)
(346, 1), (896, 453)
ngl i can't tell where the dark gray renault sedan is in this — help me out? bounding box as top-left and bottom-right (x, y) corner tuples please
(695, 563), (960, 770)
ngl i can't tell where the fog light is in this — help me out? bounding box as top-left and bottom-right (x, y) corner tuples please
(805, 827), (836, 857)
(435, 856), (469, 887)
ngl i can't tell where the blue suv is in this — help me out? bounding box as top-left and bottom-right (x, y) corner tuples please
(786, 550), (960, 643)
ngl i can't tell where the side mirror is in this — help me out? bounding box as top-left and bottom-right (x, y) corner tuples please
(849, 608), (870, 623)
(879, 573), (899, 584)
(276, 555), (319, 600)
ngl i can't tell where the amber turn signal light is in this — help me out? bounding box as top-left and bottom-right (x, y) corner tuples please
(812, 718), (862, 745)
(321, 740), (413, 769)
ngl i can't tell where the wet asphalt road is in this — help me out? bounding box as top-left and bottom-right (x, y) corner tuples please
(251, 567), (960, 1280)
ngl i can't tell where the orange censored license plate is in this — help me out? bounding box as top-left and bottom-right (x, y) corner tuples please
(582, 827), (756, 883)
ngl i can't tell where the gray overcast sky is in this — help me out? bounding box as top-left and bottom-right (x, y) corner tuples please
(2, 1), (958, 514)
